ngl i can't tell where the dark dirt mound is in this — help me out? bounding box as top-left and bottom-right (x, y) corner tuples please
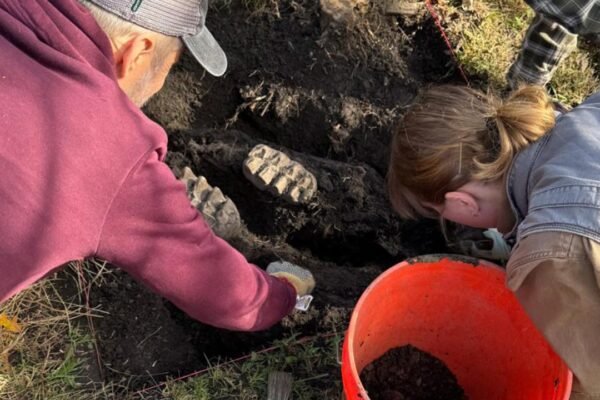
(145, 0), (459, 174)
(79, 0), (459, 390)
(360, 345), (467, 400)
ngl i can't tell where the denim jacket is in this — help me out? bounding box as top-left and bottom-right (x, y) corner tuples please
(506, 91), (600, 243)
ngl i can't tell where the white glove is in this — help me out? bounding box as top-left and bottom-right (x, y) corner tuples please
(267, 261), (316, 296)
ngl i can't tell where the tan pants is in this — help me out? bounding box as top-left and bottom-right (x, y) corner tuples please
(507, 232), (600, 399)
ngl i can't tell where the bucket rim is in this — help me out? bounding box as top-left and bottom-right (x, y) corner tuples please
(342, 253), (576, 399)
(344, 254), (495, 396)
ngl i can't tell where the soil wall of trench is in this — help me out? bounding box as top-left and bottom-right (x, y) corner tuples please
(79, 0), (461, 388)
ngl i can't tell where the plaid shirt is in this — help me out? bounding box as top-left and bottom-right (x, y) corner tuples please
(507, 0), (600, 87)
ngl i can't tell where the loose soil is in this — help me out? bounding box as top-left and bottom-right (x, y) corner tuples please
(65, 0), (462, 392)
(360, 345), (467, 400)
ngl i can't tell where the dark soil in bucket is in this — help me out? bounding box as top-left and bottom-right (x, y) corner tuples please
(360, 345), (467, 400)
(54, 0), (466, 393)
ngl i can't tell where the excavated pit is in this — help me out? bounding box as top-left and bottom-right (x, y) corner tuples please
(78, 0), (460, 390)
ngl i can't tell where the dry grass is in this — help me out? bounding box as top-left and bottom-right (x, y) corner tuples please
(0, 261), (123, 400)
(439, 0), (599, 105)
(447, 1), (531, 88)
(162, 334), (344, 400)
(550, 50), (599, 105)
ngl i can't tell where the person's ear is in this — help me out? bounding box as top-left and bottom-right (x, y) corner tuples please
(445, 191), (480, 216)
(113, 35), (155, 79)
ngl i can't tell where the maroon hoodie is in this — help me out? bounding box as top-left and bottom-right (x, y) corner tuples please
(0, 0), (295, 330)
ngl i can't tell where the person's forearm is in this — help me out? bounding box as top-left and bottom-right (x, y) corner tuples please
(168, 259), (298, 331)
(110, 232), (299, 332)
(96, 152), (297, 332)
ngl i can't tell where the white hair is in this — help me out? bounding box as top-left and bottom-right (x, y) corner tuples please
(78, 0), (183, 61)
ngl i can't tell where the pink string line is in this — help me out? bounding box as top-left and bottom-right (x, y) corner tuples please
(133, 332), (340, 396)
(424, 0), (470, 85)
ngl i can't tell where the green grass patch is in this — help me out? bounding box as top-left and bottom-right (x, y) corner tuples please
(550, 51), (599, 105)
(163, 334), (343, 400)
(440, 0), (599, 105)
(0, 261), (121, 400)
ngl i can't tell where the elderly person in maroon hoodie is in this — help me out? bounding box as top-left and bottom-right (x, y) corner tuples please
(0, 0), (315, 330)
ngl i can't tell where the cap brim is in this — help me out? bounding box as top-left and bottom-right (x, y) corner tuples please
(183, 28), (227, 77)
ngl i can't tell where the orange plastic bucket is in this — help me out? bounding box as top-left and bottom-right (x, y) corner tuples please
(342, 255), (572, 400)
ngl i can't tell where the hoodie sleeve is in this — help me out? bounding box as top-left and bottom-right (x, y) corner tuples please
(95, 148), (296, 331)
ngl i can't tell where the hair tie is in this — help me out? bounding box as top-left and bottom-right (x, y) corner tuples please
(485, 114), (501, 156)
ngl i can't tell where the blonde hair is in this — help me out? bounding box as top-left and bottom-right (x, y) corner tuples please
(387, 85), (556, 219)
(78, 0), (183, 66)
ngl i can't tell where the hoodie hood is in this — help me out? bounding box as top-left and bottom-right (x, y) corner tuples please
(0, 0), (116, 81)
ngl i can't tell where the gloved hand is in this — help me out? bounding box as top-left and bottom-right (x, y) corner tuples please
(267, 261), (315, 296)
(445, 225), (512, 263)
(481, 228), (512, 262)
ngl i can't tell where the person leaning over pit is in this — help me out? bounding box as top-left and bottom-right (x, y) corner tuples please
(0, 0), (315, 331)
(387, 85), (600, 399)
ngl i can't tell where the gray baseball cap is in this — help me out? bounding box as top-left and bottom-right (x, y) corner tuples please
(87, 0), (227, 76)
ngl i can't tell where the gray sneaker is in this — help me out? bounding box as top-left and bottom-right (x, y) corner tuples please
(180, 167), (242, 240)
(243, 145), (317, 204)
